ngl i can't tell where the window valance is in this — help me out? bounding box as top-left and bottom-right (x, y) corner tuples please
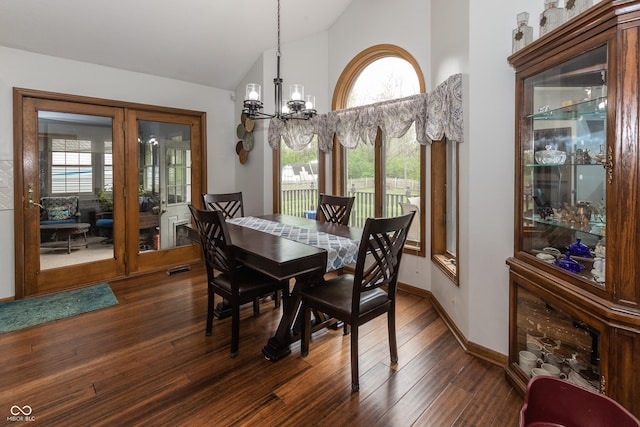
(268, 73), (463, 153)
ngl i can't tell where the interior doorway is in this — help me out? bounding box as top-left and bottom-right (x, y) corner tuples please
(14, 89), (205, 298)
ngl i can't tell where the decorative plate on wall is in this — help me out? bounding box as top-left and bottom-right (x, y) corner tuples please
(238, 149), (248, 164)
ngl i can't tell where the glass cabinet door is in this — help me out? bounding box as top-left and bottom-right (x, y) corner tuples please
(520, 44), (608, 289)
(515, 285), (602, 392)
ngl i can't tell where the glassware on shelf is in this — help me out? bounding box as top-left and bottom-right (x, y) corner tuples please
(540, 0), (565, 37)
(566, 238), (591, 257)
(591, 257), (605, 283)
(554, 252), (585, 273)
(513, 12), (534, 53)
(565, 0), (594, 21)
(535, 146), (567, 165)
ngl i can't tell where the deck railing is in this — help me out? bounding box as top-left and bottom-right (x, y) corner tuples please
(281, 189), (413, 228)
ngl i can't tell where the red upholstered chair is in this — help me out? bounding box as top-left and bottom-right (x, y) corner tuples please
(520, 376), (640, 427)
(300, 211), (415, 391)
(189, 205), (289, 357)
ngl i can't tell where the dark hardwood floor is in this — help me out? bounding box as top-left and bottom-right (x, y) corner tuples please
(0, 265), (523, 426)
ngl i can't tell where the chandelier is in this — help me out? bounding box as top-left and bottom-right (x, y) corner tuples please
(242, 0), (317, 121)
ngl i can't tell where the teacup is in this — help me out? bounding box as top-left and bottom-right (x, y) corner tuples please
(568, 370), (596, 391)
(536, 253), (556, 263)
(526, 342), (543, 358)
(531, 367), (553, 378)
(519, 350), (539, 376)
(543, 351), (564, 368)
(541, 363), (566, 379)
(543, 247), (561, 256)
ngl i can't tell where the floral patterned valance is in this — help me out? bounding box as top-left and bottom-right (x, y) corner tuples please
(268, 73), (463, 153)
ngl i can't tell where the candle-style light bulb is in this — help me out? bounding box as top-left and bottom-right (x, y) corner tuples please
(305, 95), (315, 110)
(289, 84), (304, 101)
(245, 83), (261, 101)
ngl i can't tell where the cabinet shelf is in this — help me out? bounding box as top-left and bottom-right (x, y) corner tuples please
(524, 162), (605, 168)
(528, 97), (607, 121)
(525, 214), (605, 238)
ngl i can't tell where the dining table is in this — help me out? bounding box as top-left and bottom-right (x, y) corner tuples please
(190, 213), (362, 361)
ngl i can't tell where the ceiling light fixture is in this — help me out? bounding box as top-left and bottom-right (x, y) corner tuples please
(242, 0), (317, 121)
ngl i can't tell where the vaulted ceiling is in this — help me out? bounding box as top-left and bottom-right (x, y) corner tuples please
(0, 0), (353, 90)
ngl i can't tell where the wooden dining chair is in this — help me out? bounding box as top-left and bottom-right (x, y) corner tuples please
(316, 193), (355, 226)
(316, 193), (357, 334)
(189, 205), (289, 357)
(202, 192), (244, 219)
(300, 211), (415, 391)
(202, 192), (281, 311)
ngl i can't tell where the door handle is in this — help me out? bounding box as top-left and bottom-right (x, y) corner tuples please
(27, 183), (44, 209)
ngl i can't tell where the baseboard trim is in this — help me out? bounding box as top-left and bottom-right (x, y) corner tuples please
(398, 282), (508, 368)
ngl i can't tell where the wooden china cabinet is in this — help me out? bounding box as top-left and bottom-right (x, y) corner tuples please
(506, 0), (640, 418)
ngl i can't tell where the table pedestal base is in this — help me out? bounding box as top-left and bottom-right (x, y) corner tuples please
(214, 301), (232, 319)
(262, 269), (334, 362)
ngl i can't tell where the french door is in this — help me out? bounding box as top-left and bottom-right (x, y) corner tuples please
(126, 110), (202, 274)
(14, 90), (204, 298)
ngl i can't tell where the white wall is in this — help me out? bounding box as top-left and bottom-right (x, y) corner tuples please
(464, 0), (540, 353)
(0, 46), (236, 299)
(429, 0), (471, 345)
(234, 55), (266, 216)
(428, 0), (540, 354)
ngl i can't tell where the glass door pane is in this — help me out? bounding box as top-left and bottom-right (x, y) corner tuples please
(521, 45), (607, 289)
(137, 120), (192, 252)
(38, 111), (115, 269)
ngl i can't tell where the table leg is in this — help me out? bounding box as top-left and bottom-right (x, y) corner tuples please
(262, 268), (324, 361)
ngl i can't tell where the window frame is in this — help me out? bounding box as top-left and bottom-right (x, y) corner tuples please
(431, 138), (459, 285)
(47, 135), (94, 194)
(331, 44), (426, 256)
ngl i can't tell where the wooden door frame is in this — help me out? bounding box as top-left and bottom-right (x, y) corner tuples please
(13, 88), (207, 298)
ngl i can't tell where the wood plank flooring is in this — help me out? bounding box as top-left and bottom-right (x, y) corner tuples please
(0, 265), (523, 426)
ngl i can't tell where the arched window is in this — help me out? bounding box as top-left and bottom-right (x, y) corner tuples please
(332, 45), (426, 255)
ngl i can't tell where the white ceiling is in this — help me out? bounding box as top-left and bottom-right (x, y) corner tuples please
(0, 0), (353, 90)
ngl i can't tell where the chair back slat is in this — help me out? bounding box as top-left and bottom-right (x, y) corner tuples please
(351, 212), (415, 312)
(189, 205), (235, 277)
(317, 193), (355, 225)
(202, 192), (244, 219)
